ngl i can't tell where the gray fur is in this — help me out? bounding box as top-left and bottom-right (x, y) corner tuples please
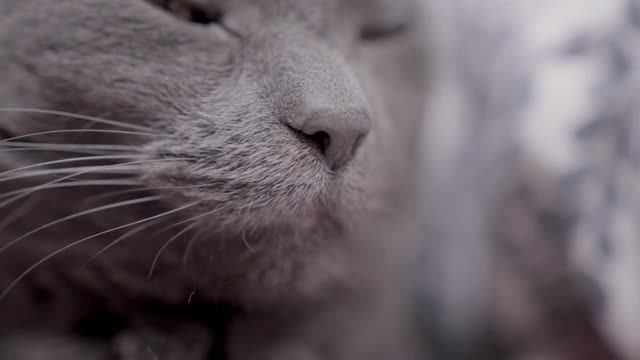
(0, 0), (430, 359)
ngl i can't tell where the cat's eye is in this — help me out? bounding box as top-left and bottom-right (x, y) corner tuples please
(359, 22), (410, 42)
(148, 0), (223, 26)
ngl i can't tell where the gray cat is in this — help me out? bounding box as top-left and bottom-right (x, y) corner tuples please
(0, 0), (431, 359)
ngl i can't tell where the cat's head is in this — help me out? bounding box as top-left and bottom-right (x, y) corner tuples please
(0, 0), (429, 303)
(1, 0), (428, 229)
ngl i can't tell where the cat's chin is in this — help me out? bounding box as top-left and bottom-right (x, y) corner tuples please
(182, 203), (351, 309)
(176, 188), (338, 234)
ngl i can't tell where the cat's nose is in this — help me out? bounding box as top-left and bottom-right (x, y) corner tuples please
(294, 106), (371, 171)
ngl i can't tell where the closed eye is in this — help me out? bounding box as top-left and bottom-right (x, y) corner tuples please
(359, 22), (410, 42)
(146, 0), (223, 26)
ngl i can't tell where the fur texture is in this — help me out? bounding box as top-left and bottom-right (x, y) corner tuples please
(0, 0), (430, 359)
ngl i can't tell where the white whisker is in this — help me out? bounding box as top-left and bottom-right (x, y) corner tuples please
(85, 184), (211, 204)
(242, 231), (255, 254)
(0, 196), (40, 235)
(148, 222), (199, 279)
(87, 220), (162, 264)
(0, 195), (164, 255)
(0, 141), (140, 152)
(0, 158), (187, 208)
(157, 207), (222, 233)
(0, 129), (165, 143)
(0, 201), (200, 301)
(0, 148), (124, 155)
(0, 108), (158, 133)
(0, 180), (142, 200)
(0, 155), (146, 177)
(182, 228), (206, 266)
(0, 166), (141, 184)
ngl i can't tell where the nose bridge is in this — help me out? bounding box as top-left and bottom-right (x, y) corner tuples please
(261, 33), (372, 170)
(268, 31), (371, 125)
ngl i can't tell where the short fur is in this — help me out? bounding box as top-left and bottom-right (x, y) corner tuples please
(0, 0), (430, 359)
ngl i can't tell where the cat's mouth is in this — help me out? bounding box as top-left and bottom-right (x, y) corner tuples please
(140, 144), (336, 230)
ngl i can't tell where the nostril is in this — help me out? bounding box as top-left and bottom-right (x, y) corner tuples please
(286, 108), (371, 171)
(309, 131), (331, 155)
(287, 126), (331, 156)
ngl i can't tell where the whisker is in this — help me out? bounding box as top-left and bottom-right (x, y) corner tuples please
(0, 141), (140, 152)
(0, 108), (159, 133)
(0, 195), (164, 255)
(0, 154), (146, 177)
(0, 148), (125, 156)
(85, 184), (212, 204)
(0, 129), (165, 143)
(87, 220), (162, 264)
(0, 201), (200, 301)
(84, 188), (154, 203)
(0, 180), (142, 200)
(0, 158), (188, 208)
(242, 231), (255, 254)
(0, 196), (40, 235)
(182, 228), (206, 266)
(157, 207), (222, 233)
(0, 166), (142, 184)
(148, 222), (199, 279)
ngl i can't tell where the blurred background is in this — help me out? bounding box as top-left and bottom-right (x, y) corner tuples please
(419, 0), (639, 359)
